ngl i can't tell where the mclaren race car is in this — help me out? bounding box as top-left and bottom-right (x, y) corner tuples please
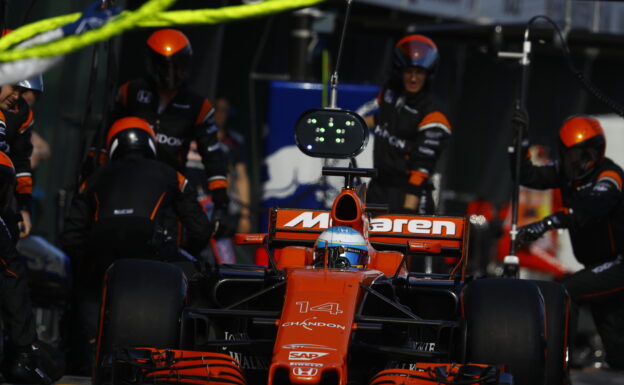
(93, 108), (570, 385)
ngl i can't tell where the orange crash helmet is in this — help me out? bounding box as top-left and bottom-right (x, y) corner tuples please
(146, 29), (193, 91)
(393, 34), (439, 73)
(107, 117), (157, 160)
(558, 116), (606, 181)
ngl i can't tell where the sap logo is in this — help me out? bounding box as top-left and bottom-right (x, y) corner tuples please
(288, 351), (329, 361)
(156, 133), (183, 147)
(370, 218), (456, 236)
(292, 367), (318, 376)
(284, 212), (330, 229)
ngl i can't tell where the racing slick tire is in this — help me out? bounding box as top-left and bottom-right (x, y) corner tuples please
(93, 259), (187, 384)
(464, 278), (546, 385)
(533, 280), (570, 385)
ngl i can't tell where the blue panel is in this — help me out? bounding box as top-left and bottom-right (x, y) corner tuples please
(262, 81), (380, 231)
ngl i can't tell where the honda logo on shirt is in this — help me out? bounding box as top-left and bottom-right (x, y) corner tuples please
(292, 367), (318, 376)
(137, 90), (152, 104)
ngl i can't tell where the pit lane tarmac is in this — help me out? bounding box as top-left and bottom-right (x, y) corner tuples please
(51, 369), (624, 385)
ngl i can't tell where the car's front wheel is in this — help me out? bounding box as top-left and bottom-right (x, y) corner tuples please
(93, 258), (187, 384)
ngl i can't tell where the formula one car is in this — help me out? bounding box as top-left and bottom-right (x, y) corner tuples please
(93, 108), (570, 385)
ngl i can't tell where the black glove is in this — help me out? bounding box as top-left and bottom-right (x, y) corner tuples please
(517, 212), (567, 245)
(210, 188), (230, 238)
(517, 220), (548, 245)
(210, 187), (229, 211)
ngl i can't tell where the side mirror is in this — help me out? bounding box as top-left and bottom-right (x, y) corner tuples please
(294, 108), (368, 158)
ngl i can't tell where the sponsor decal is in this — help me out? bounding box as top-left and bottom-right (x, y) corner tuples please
(370, 218), (456, 236)
(156, 133), (183, 147)
(223, 331), (269, 370)
(288, 351), (329, 361)
(282, 317), (346, 331)
(283, 344), (336, 351)
(383, 89), (394, 104)
(410, 342), (436, 352)
(113, 209), (134, 215)
(292, 367), (319, 376)
(282, 211), (458, 236)
(592, 256), (622, 274)
(373, 125), (407, 150)
(284, 212), (330, 229)
(172, 103), (190, 109)
(137, 90), (152, 104)
(403, 105), (419, 115)
(290, 362), (324, 367)
(417, 145), (435, 156)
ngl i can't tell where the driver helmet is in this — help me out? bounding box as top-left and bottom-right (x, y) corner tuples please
(558, 116), (605, 181)
(393, 34), (439, 74)
(146, 29), (193, 91)
(106, 117), (157, 160)
(314, 226), (368, 269)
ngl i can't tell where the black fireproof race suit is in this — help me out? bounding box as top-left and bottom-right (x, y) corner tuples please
(0, 98), (34, 213)
(0, 207), (36, 350)
(366, 85), (451, 214)
(62, 155), (212, 282)
(519, 152), (624, 369)
(110, 78), (228, 193)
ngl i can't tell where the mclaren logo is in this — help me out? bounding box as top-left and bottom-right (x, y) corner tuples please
(284, 212), (330, 229)
(283, 212), (457, 236)
(288, 351), (329, 361)
(370, 218), (456, 235)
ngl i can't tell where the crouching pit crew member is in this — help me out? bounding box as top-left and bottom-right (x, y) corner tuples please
(515, 115), (624, 370)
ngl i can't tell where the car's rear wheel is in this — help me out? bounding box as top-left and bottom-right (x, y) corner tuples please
(464, 278), (546, 385)
(533, 280), (570, 385)
(93, 259), (187, 384)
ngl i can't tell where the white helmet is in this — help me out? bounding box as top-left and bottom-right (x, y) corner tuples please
(314, 226), (368, 268)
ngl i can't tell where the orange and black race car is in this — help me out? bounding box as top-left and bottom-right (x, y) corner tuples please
(93, 109), (570, 385)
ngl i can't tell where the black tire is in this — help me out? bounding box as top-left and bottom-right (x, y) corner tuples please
(533, 280), (571, 385)
(94, 259), (187, 383)
(464, 278), (546, 385)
